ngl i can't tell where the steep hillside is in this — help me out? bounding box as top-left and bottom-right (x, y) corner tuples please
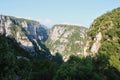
(0, 15), (49, 56)
(85, 7), (120, 55)
(45, 24), (88, 61)
(0, 35), (59, 80)
(0, 35), (31, 80)
(85, 7), (120, 72)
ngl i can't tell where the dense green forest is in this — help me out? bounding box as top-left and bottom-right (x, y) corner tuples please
(0, 34), (120, 80)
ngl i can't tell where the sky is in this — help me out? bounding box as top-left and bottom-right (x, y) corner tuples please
(0, 0), (120, 28)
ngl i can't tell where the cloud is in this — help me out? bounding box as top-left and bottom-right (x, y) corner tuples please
(37, 18), (53, 24)
(37, 18), (41, 23)
(36, 18), (54, 28)
(43, 18), (53, 25)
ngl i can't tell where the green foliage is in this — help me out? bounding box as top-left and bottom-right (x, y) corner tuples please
(0, 35), (32, 80)
(16, 58), (32, 80)
(0, 38), (16, 80)
(97, 39), (120, 72)
(86, 7), (120, 80)
(0, 34), (120, 80)
(88, 7), (120, 40)
(53, 55), (120, 80)
(109, 55), (120, 71)
(31, 58), (59, 80)
(54, 56), (102, 80)
(106, 28), (120, 39)
(0, 35), (59, 80)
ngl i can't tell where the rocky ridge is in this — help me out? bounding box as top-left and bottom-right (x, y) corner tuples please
(45, 24), (88, 61)
(0, 15), (49, 56)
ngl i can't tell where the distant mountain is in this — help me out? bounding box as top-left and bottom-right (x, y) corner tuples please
(0, 15), (50, 57)
(45, 24), (88, 61)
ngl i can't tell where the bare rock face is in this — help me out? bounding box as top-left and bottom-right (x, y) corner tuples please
(0, 15), (48, 56)
(50, 26), (65, 42)
(0, 16), (11, 35)
(84, 29), (103, 56)
(90, 32), (102, 54)
(46, 24), (88, 61)
(83, 41), (90, 56)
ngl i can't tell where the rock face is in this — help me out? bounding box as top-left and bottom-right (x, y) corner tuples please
(83, 32), (102, 56)
(45, 24), (88, 61)
(0, 15), (48, 56)
(90, 32), (102, 54)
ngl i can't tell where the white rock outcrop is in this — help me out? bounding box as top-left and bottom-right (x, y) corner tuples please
(50, 26), (65, 42)
(91, 32), (102, 54)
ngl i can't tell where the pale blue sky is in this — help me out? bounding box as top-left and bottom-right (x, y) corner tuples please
(0, 0), (120, 28)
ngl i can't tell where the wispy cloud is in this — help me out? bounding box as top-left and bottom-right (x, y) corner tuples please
(43, 18), (53, 25)
(37, 18), (54, 28)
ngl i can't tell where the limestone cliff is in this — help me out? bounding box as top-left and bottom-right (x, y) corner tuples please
(45, 24), (88, 61)
(0, 15), (49, 56)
